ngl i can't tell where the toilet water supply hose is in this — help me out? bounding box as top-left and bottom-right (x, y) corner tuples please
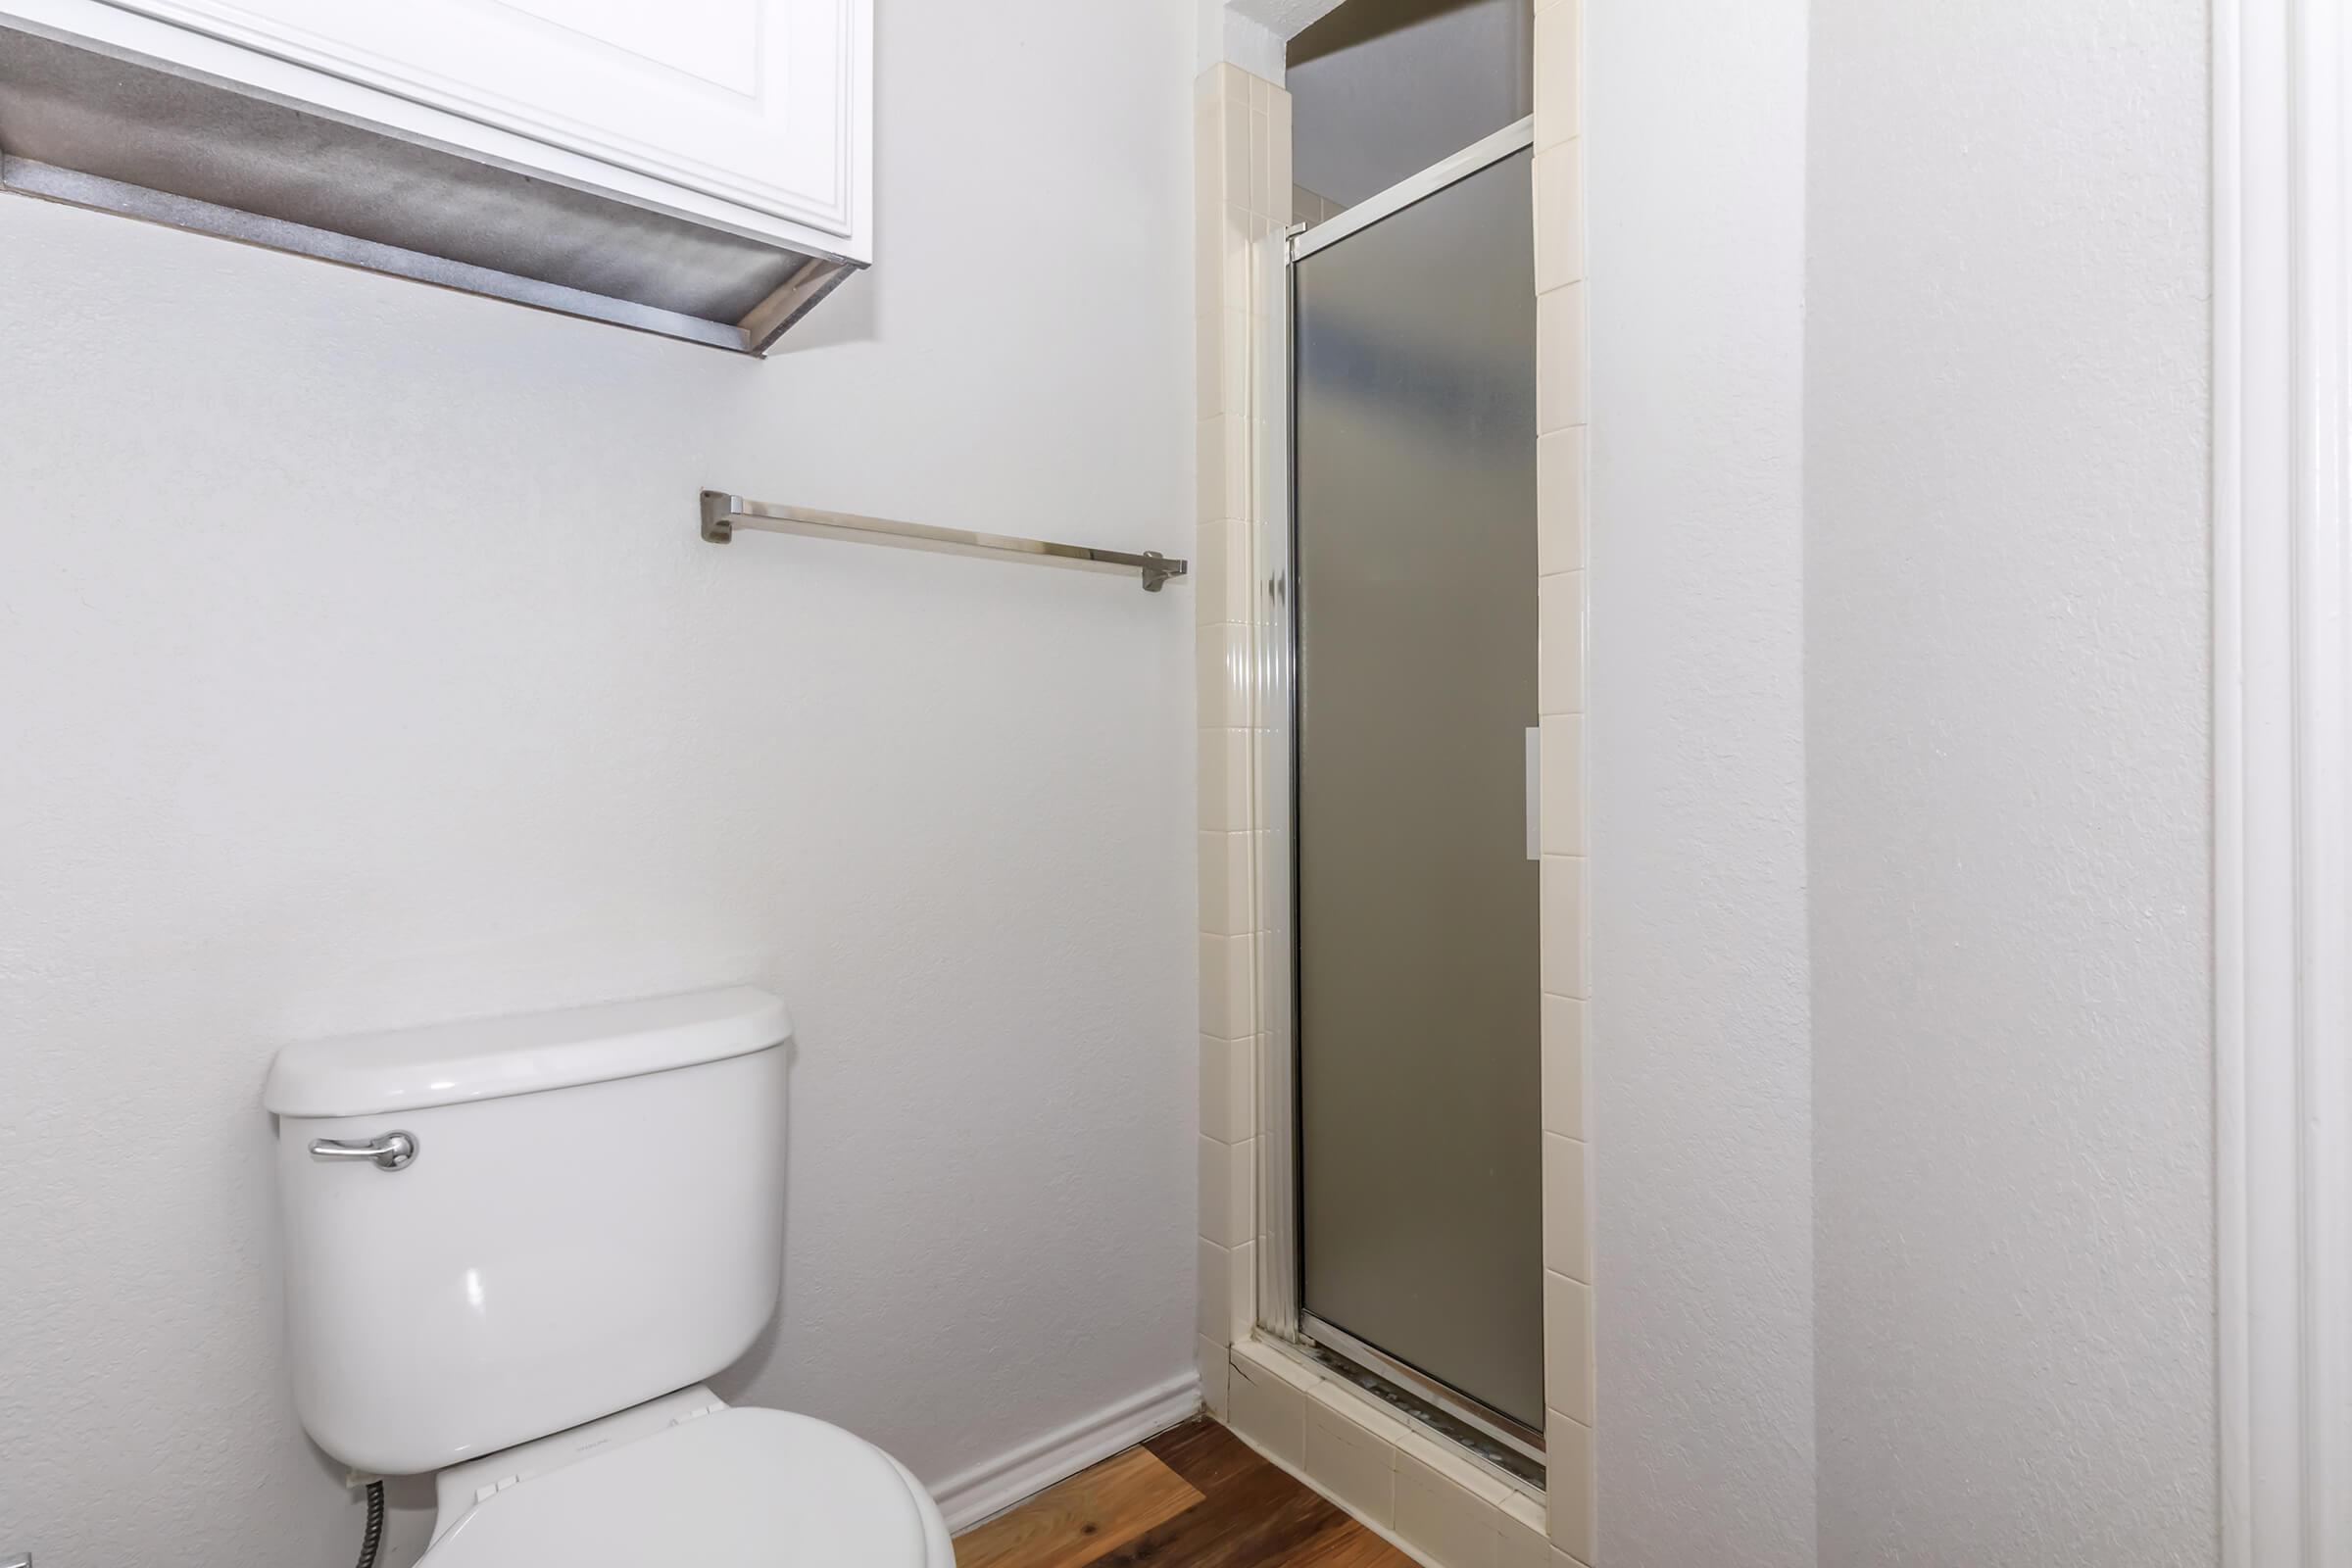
(352, 1479), (384, 1568)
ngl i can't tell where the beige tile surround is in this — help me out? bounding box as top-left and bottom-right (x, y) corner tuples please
(1192, 65), (1282, 1423)
(1528, 0), (1593, 1546)
(1229, 1337), (1564, 1568)
(1195, 5), (1590, 1559)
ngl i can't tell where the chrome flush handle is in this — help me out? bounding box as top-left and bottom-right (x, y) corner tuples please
(308, 1131), (419, 1171)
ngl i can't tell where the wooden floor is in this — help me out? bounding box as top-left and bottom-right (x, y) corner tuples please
(955, 1419), (1416, 1568)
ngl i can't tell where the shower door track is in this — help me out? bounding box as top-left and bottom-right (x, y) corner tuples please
(1299, 1312), (1549, 1463)
(1251, 111), (1544, 1461)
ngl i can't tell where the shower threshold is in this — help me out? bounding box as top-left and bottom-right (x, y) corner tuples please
(1298, 1313), (1547, 1481)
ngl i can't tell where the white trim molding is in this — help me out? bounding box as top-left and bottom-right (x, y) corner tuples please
(2215, 0), (2352, 1561)
(925, 1372), (1202, 1533)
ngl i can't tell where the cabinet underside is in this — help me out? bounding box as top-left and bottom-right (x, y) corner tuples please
(0, 21), (858, 354)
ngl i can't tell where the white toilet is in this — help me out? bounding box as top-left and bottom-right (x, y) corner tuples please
(263, 986), (953, 1566)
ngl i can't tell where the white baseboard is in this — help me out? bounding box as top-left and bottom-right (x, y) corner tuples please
(926, 1371), (1203, 1534)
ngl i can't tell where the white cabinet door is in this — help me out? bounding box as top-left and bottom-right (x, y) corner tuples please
(93, 0), (866, 245)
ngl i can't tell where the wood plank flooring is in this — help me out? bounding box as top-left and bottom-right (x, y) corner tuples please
(954, 1419), (1418, 1568)
(955, 1446), (1204, 1568)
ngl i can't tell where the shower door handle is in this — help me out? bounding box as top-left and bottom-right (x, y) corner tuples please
(1525, 726), (1541, 860)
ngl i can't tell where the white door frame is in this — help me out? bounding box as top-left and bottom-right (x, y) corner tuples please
(2215, 0), (2352, 1561)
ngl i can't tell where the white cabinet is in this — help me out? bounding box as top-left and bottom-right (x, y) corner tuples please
(0, 0), (872, 352)
(87, 0), (867, 249)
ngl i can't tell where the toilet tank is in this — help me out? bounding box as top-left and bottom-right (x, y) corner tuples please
(264, 987), (792, 1477)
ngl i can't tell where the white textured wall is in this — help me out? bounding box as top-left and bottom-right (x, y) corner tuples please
(1803, 1), (2215, 1562)
(1585, 0), (1817, 1563)
(1198, 0), (1286, 78)
(0, 3), (1198, 1564)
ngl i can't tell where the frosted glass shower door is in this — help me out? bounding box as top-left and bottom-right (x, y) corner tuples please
(1291, 144), (1543, 1437)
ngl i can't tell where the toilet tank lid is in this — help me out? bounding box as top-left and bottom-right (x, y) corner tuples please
(263, 986), (791, 1118)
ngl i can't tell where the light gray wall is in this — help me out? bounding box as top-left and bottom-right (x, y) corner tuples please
(1593, 0), (2215, 1559)
(1803, 1), (2216, 1562)
(0, 3), (1198, 1565)
(1586, 0), (1817, 1563)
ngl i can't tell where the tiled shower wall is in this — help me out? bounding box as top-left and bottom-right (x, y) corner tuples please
(1530, 0), (1592, 1554)
(1195, 3), (1590, 1558)
(1192, 58), (1282, 1389)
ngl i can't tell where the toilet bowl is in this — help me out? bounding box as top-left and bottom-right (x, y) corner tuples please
(417, 1388), (952, 1566)
(264, 987), (948, 1565)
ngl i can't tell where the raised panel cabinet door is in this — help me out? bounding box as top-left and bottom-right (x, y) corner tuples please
(91, 0), (867, 244)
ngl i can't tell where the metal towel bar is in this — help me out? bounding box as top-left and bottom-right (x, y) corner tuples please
(699, 491), (1188, 592)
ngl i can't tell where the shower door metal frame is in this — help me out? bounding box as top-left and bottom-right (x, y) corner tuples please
(1249, 207), (1302, 1345)
(1251, 113), (1544, 1462)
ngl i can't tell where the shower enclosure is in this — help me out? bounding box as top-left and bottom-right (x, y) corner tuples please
(1257, 118), (1544, 1454)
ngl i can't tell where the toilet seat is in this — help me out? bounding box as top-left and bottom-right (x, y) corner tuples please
(419, 1404), (953, 1567)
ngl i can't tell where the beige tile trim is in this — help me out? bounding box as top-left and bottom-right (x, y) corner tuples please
(1195, 60), (1285, 1367)
(1196, 24), (1593, 1558)
(1224, 1339), (1583, 1568)
(1531, 1), (1590, 1558)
